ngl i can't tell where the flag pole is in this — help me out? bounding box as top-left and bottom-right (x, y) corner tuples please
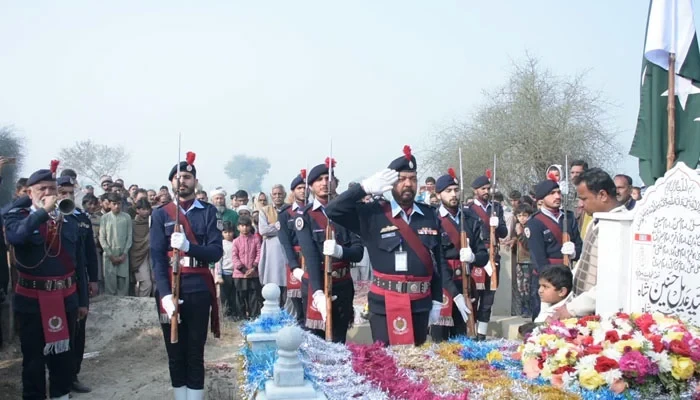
(667, 52), (676, 171)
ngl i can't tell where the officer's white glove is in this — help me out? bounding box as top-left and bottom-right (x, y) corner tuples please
(292, 268), (304, 282)
(453, 294), (471, 322)
(161, 294), (184, 319)
(428, 300), (442, 325)
(170, 232), (190, 253)
(561, 241), (576, 258)
(361, 168), (398, 196)
(459, 247), (475, 263)
(323, 239), (343, 259)
(489, 216), (499, 227)
(313, 290), (328, 321)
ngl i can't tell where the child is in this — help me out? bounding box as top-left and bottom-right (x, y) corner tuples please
(232, 215), (263, 319)
(513, 203), (534, 318)
(534, 265), (573, 323)
(130, 198), (153, 297)
(215, 221), (239, 319)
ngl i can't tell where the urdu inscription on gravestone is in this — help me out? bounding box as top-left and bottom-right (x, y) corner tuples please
(630, 162), (700, 325)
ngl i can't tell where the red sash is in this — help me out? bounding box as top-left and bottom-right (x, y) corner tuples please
(470, 203), (490, 230)
(380, 204), (433, 275)
(370, 270), (431, 345)
(15, 221), (76, 355)
(437, 216), (464, 326)
(534, 213), (563, 246)
(439, 215), (462, 250)
(162, 202), (220, 338)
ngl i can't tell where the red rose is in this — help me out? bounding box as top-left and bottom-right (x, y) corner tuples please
(635, 314), (655, 335)
(554, 365), (576, 375)
(580, 336), (594, 346)
(605, 330), (620, 343)
(621, 334), (632, 341)
(594, 356), (619, 373)
(577, 315), (601, 326)
(617, 312), (630, 319)
(646, 334), (664, 353)
(670, 340), (692, 357)
(584, 345), (604, 356)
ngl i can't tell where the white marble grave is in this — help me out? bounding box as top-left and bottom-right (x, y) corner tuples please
(247, 283), (284, 351)
(256, 326), (327, 400)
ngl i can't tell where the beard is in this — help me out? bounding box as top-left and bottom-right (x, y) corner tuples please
(175, 184), (195, 198)
(443, 197), (458, 209)
(215, 205), (226, 214)
(392, 187), (416, 206)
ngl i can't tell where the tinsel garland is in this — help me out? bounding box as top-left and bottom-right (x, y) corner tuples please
(387, 344), (470, 397)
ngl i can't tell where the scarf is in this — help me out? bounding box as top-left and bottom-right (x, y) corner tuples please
(130, 215), (150, 267)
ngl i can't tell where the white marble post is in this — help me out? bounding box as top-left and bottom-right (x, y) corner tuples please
(593, 210), (634, 317)
(256, 326), (327, 400)
(247, 283), (284, 351)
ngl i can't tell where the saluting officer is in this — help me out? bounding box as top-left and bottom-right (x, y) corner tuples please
(326, 145), (445, 346)
(295, 160), (363, 342)
(57, 172), (98, 394)
(431, 169), (488, 342)
(468, 174), (508, 339)
(150, 152), (223, 400)
(277, 171), (307, 326)
(525, 178), (582, 320)
(4, 161), (88, 400)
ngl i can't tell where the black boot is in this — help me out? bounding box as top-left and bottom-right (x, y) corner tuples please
(72, 379), (92, 393)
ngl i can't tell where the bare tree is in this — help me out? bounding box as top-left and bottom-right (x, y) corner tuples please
(58, 140), (130, 185)
(0, 125), (24, 205)
(423, 54), (622, 194)
(224, 154), (271, 193)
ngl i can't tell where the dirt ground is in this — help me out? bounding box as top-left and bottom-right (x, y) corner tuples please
(0, 295), (245, 400)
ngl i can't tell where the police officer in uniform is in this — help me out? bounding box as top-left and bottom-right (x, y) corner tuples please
(326, 146), (445, 346)
(295, 160), (363, 342)
(4, 162), (88, 400)
(430, 170), (488, 342)
(525, 178), (582, 320)
(56, 172), (98, 394)
(468, 174), (508, 339)
(151, 152), (223, 400)
(277, 172), (307, 326)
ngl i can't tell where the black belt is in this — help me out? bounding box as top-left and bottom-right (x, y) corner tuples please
(329, 267), (350, 279)
(18, 275), (75, 291)
(371, 276), (430, 294)
(169, 255), (206, 268)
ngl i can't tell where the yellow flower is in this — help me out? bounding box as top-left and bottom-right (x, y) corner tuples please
(537, 334), (558, 347)
(671, 355), (695, 380)
(614, 339), (642, 353)
(665, 331), (684, 342)
(486, 350), (503, 364)
(579, 369), (606, 390)
(586, 321), (600, 331)
(563, 318), (578, 329)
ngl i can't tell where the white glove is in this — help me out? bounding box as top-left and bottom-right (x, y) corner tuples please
(161, 294), (184, 319)
(323, 239), (344, 259)
(561, 241), (576, 258)
(560, 183), (569, 195)
(313, 290), (328, 321)
(170, 232), (190, 252)
(274, 221), (281, 230)
(428, 300), (442, 325)
(489, 216), (499, 227)
(361, 168), (398, 196)
(292, 268), (304, 282)
(459, 247), (475, 263)
(453, 294), (471, 323)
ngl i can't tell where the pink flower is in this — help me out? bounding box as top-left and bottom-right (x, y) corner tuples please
(610, 379), (628, 394)
(689, 338), (700, 363)
(523, 358), (541, 379)
(619, 350), (653, 383)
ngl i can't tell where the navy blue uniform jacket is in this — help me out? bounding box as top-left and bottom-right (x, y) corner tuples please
(277, 203), (304, 270)
(525, 209), (582, 273)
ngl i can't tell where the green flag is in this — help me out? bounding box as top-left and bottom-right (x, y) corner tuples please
(630, 0), (700, 185)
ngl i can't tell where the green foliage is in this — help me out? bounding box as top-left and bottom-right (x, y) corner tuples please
(0, 126), (24, 206)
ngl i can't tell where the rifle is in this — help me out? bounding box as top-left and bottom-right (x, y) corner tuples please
(3, 225), (15, 339)
(458, 148), (476, 337)
(170, 134), (182, 344)
(488, 155), (498, 291)
(562, 155), (571, 267)
(324, 143), (335, 341)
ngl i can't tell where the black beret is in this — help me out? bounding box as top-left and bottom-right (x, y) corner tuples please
(308, 159), (336, 185)
(290, 174), (304, 191)
(534, 179), (560, 200)
(168, 161), (197, 181)
(388, 146), (417, 172)
(57, 176), (75, 187)
(471, 175), (490, 189)
(435, 173), (459, 193)
(26, 169), (55, 187)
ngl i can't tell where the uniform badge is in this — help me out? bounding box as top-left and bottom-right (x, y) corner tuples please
(216, 219), (223, 231)
(48, 316), (63, 333)
(392, 316), (408, 335)
(441, 293), (449, 306)
(295, 216), (304, 231)
(524, 227), (530, 238)
(186, 165), (193, 172)
(408, 161), (414, 169)
(380, 225), (398, 233)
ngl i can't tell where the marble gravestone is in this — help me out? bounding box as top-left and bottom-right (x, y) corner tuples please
(629, 162), (700, 324)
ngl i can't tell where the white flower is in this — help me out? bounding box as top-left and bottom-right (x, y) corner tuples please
(592, 330), (606, 345)
(601, 368), (622, 386)
(601, 348), (623, 361)
(522, 342), (542, 357)
(562, 370), (578, 387)
(648, 350), (672, 373)
(601, 320), (615, 332)
(576, 354), (598, 372)
(578, 326), (591, 336)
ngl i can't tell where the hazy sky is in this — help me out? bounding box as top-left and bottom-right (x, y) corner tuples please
(0, 1), (680, 193)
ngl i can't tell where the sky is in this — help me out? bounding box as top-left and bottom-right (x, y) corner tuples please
(0, 1), (681, 193)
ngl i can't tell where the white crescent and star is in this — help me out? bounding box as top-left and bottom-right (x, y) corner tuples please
(661, 74), (700, 111)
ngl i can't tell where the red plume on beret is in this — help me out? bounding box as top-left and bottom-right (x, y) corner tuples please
(448, 167), (456, 179)
(485, 168), (492, 180)
(547, 171), (559, 182)
(186, 151), (196, 165)
(300, 169), (307, 180)
(50, 160), (60, 173)
(403, 145), (412, 160)
(325, 157), (336, 168)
